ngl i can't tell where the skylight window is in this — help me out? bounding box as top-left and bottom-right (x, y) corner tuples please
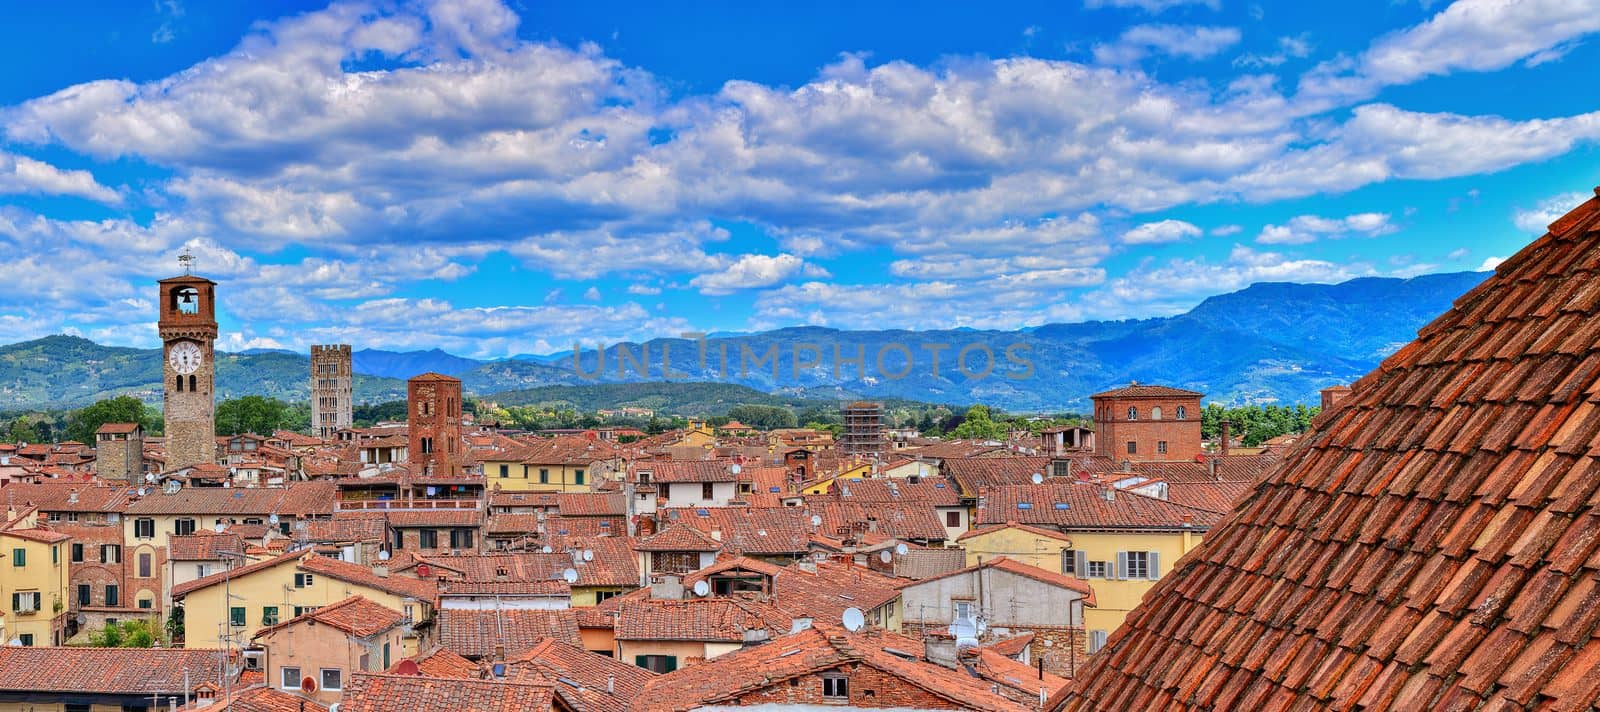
(1017, 502), (1034, 510)
(1054, 503), (1070, 510)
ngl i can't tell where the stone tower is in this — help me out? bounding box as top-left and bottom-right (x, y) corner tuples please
(407, 372), (463, 477)
(94, 422), (144, 481)
(839, 401), (885, 456)
(1090, 382), (1204, 463)
(158, 273), (218, 471)
(310, 344), (353, 439)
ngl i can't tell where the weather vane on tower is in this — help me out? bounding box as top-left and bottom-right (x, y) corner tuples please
(178, 251), (195, 276)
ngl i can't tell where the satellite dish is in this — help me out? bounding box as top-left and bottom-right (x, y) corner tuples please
(730, 463), (742, 475)
(810, 515), (822, 527)
(895, 543), (909, 556)
(879, 550), (893, 564)
(394, 660), (421, 676)
(692, 580), (710, 597)
(145, 473), (157, 483)
(74, 614), (88, 626)
(269, 513), (279, 525)
(426, 486), (438, 496)
(378, 549), (391, 561)
(416, 564), (432, 578)
(842, 608), (865, 632)
(6, 638), (21, 647)
(582, 549), (594, 562)
(214, 522), (226, 534)
(1031, 472), (1044, 484)
(562, 568), (579, 584)
(301, 676), (318, 694)
(949, 619), (977, 640)
(541, 545), (553, 554)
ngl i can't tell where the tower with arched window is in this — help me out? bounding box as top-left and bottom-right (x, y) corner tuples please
(158, 273), (218, 471)
(1090, 382), (1204, 462)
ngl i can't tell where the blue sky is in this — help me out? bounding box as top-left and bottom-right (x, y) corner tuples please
(0, 0), (1596, 358)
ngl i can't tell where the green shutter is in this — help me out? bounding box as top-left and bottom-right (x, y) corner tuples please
(12, 549), (23, 567)
(664, 656), (678, 673)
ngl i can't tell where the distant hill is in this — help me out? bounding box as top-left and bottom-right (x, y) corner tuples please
(0, 271), (1489, 412)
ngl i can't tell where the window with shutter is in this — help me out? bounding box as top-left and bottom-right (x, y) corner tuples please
(1147, 551), (1161, 579)
(1089, 630), (1108, 654)
(1116, 551), (1129, 580)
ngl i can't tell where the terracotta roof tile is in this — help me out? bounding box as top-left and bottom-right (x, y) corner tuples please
(340, 673), (554, 712)
(1057, 190), (1600, 711)
(438, 609), (580, 658)
(253, 595), (407, 640)
(0, 647), (231, 694)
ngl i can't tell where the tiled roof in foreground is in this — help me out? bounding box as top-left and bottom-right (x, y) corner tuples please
(1057, 190), (1600, 710)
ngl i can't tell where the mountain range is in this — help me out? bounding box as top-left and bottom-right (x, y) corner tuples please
(0, 271), (1489, 413)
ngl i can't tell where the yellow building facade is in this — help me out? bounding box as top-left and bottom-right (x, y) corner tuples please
(174, 552), (433, 656)
(482, 456), (595, 492)
(958, 522), (1202, 645)
(0, 509), (71, 647)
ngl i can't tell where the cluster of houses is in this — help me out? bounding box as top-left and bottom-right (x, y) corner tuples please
(0, 369), (1298, 711)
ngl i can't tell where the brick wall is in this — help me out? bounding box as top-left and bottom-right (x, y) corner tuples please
(1092, 395), (1203, 462)
(732, 663), (969, 709)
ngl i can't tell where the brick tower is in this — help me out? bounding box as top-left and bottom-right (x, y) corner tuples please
(159, 272), (218, 471)
(94, 422), (144, 481)
(1090, 382), (1203, 462)
(310, 344), (353, 439)
(408, 373), (463, 476)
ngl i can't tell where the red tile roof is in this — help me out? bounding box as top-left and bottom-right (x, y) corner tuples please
(825, 474), (964, 505)
(956, 520), (1077, 543)
(181, 684), (329, 712)
(95, 422), (142, 434)
(1090, 383), (1204, 399)
(634, 522), (723, 552)
(901, 556), (1095, 604)
(395, 647), (480, 679)
(437, 609), (580, 658)
(977, 482), (1223, 530)
(638, 626), (1025, 711)
(125, 481), (336, 516)
(168, 532), (246, 560)
(805, 500), (949, 541)
(340, 673), (554, 712)
(660, 506), (812, 555)
(507, 637), (656, 712)
(634, 460), (739, 483)
(0, 647), (231, 694)
(613, 598), (790, 642)
(1058, 191), (1600, 711)
(555, 492), (626, 517)
(254, 595), (407, 640)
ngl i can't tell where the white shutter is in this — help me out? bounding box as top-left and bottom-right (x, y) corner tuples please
(1116, 551), (1128, 580)
(1074, 550), (1088, 578)
(1148, 551), (1161, 579)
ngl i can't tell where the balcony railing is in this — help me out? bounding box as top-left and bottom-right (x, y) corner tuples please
(335, 498), (481, 511)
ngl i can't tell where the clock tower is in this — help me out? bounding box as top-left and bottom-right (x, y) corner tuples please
(158, 271), (218, 471)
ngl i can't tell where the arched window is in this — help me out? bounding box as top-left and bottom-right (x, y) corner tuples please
(175, 375), (183, 392)
(1127, 407), (1138, 420)
(1176, 406), (1188, 420)
(1151, 407), (1163, 420)
(173, 287), (200, 315)
(188, 375), (197, 392)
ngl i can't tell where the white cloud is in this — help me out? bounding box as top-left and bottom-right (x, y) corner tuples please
(689, 254), (819, 295)
(1256, 212), (1396, 245)
(1478, 256), (1505, 271)
(626, 283), (662, 295)
(1298, 0), (1600, 105)
(1083, 0), (1221, 12)
(0, 151), (120, 204)
(583, 286), (602, 301)
(1093, 25), (1242, 65)
(1121, 219), (1203, 244)
(1210, 224), (1242, 236)
(1512, 191), (1589, 234)
(1234, 33), (1314, 68)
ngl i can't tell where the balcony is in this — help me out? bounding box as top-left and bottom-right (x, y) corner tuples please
(335, 498), (480, 511)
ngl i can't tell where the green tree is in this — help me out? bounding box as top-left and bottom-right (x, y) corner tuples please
(215, 396), (296, 436)
(6, 416), (40, 443)
(727, 404), (798, 430)
(951, 404), (1007, 440)
(90, 618), (159, 647)
(66, 396), (160, 444)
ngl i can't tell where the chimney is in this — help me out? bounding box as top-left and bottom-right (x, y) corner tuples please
(742, 628), (771, 647)
(796, 559), (818, 574)
(1220, 421), (1231, 456)
(607, 675), (615, 694)
(372, 565), (389, 578)
(924, 637), (959, 669)
(650, 575), (685, 600)
(1207, 455), (1217, 480)
(790, 617), (813, 633)
(709, 528), (722, 542)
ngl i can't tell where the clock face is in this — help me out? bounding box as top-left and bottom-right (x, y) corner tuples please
(169, 341), (203, 375)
